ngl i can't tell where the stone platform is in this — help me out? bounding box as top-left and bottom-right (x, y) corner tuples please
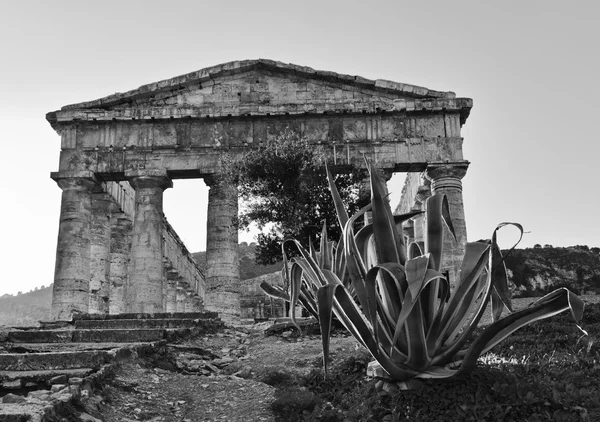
(0, 312), (224, 421)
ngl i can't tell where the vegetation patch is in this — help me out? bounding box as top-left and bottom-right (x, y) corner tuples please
(268, 303), (600, 421)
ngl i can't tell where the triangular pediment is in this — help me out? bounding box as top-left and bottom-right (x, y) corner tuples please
(48, 59), (472, 125)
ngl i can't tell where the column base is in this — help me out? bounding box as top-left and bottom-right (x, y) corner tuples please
(204, 291), (240, 324)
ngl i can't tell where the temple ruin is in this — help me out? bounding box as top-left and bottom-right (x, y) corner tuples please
(46, 59), (472, 321)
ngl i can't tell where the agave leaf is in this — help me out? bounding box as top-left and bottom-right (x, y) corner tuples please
(456, 288), (587, 375)
(424, 195), (453, 272)
(355, 212), (423, 253)
(319, 222), (334, 271)
(490, 286), (505, 322)
(367, 161), (407, 266)
(288, 261), (305, 328)
(489, 222), (524, 314)
(309, 237), (318, 262)
(317, 284), (337, 378)
(326, 165), (349, 230)
(438, 242), (491, 335)
(331, 283), (420, 381)
(407, 241), (423, 259)
(260, 281), (291, 301)
(342, 203), (374, 317)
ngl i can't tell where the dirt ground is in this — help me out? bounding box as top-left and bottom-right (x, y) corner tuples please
(77, 325), (360, 422)
(73, 296), (600, 422)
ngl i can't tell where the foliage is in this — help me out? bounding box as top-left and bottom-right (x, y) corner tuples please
(264, 160), (587, 390)
(0, 284), (52, 326)
(265, 303), (600, 422)
(233, 127), (369, 265)
(504, 246), (600, 297)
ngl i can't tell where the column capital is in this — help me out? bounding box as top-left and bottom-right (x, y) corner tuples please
(415, 184), (432, 205)
(126, 173), (172, 191)
(51, 171), (98, 191)
(425, 161), (469, 181)
(204, 173), (231, 187)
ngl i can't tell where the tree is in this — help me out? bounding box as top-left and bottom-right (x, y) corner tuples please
(233, 128), (369, 265)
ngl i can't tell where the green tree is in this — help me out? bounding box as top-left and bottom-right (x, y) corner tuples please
(234, 128), (369, 265)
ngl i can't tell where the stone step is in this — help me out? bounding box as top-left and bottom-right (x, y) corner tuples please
(0, 350), (112, 371)
(0, 367), (94, 386)
(73, 311), (218, 321)
(7, 329), (167, 344)
(73, 317), (205, 330)
(3, 342), (156, 354)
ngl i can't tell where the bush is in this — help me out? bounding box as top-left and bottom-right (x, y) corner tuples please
(270, 389), (319, 420)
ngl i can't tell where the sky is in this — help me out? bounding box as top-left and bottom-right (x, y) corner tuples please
(1, 1), (598, 295)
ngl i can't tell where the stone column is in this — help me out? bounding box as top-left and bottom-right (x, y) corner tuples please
(89, 192), (116, 314)
(425, 162), (469, 289)
(176, 283), (186, 312)
(126, 173), (172, 313)
(204, 176), (240, 322)
(108, 212), (132, 314)
(50, 172), (97, 320)
(165, 269), (179, 313)
(413, 179), (432, 245)
(403, 220), (415, 246)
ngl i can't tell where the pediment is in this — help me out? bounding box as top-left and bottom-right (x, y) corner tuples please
(47, 59), (472, 126)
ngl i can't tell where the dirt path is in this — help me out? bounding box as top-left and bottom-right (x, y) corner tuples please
(77, 326), (358, 422)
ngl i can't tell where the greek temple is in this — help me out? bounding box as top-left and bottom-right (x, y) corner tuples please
(46, 59), (472, 321)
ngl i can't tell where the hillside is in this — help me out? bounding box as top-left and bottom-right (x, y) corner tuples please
(0, 285), (52, 327)
(1, 244), (598, 327)
(505, 245), (600, 297)
(192, 242), (282, 281)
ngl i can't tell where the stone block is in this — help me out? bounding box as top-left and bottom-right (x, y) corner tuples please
(2, 393), (26, 404)
(50, 384), (67, 393)
(49, 375), (68, 385)
(2, 379), (22, 389)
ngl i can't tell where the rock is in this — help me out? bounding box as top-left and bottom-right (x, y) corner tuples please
(2, 379), (22, 389)
(51, 384), (67, 392)
(28, 390), (51, 400)
(69, 377), (84, 385)
(2, 393), (26, 403)
(79, 412), (103, 422)
(212, 357), (235, 367)
(282, 330), (292, 338)
(50, 374), (69, 385)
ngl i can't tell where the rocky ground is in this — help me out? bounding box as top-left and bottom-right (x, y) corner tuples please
(59, 296), (600, 422)
(70, 323), (359, 422)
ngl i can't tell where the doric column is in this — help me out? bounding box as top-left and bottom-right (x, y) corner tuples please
(126, 172), (172, 313)
(204, 175), (240, 322)
(108, 212), (132, 314)
(165, 269), (178, 313)
(403, 220), (415, 246)
(413, 179), (432, 245)
(425, 162), (469, 289)
(50, 171), (97, 320)
(89, 191), (117, 314)
(176, 283), (186, 312)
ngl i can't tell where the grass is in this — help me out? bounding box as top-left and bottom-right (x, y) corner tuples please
(269, 302), (600, 422)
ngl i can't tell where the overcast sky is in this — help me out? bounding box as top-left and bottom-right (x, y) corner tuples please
(1, 1), (598, 295)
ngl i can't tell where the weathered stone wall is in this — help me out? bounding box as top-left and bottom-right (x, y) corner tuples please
(48, 60), (473, 320)
(239, 272), (286, 320)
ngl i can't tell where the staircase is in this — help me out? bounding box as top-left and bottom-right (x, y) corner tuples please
(0, 312), (224, 421)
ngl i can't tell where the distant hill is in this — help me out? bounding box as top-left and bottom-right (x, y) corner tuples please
(2, 244), (597, 327)
(192, 242), (282, 281)
(505, 245), (600, 297)
(0, 285), (52, 327)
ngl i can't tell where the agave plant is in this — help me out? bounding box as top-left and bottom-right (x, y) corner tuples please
(262, 162), (586, 389)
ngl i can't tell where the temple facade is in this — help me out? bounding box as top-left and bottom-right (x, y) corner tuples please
(46, 59), (473, 321)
